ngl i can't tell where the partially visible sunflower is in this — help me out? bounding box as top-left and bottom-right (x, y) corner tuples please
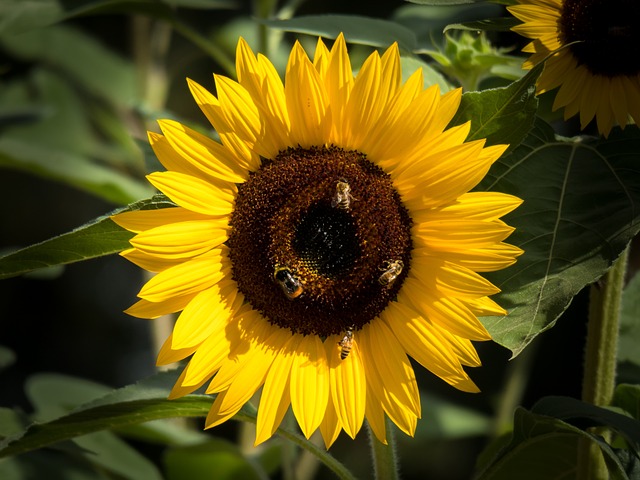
(112, 34), (522, 447)
(508, 0), (640, 137)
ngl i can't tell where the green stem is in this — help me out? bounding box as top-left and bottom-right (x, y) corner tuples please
(492, 341), (538, 439)
(368, 417), (399, 480)
(253, 0), (277, 56)
(170, 19), (235, 77)
(577, 245), (629, 480)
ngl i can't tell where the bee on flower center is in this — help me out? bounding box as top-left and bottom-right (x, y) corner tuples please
(331, 178), (354, 210)
(273, 265), (303, 300)
(378, 260), (404, 288)
(338, 329), (354, 360)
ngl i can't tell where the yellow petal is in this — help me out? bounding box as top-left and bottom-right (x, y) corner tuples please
(421, 243), (524, 273)
(413, 192), (523, 223)
(187, 78), (261, 171)
(158, 119), (248, 182)
(205, 309), (273, 393)
(324, 33), (353, 144)
(285, 41), (330, 147)
(342, 51), (384, 150)
(138, 247), (230, 302)
(181, 311), (234, 387)
(157, 333), (199, 366)
(361, 321), (420, 416)
(398, 280), (491, 341)
(395, 140), (492, 209)
(172, 281), (242, 349)
(214, 74), (267, 157)
(328, 334), (366, 439)
(365, 83), (441, 163)
(235, 38), (290, 157)
(121, 248), (182, 273)
(255, 335), (299, 445)
(125, 294), (194, 319)
(290, 334), (330, 438)
(413, 219), (515, 252)
(205, 390), (239, 429)
(319, 401), (342, 449)
(215, 328), (287, 417)
(360, 331), (418, 438)
(112, 207), (209, 234)
(169, 364), (208, 399)
(411, 256), (501, 298)
(147, 171), (235, 217)
(131, 219), (228, 260)
(364, 386), (387, 445)
(381, 302), (474, 388)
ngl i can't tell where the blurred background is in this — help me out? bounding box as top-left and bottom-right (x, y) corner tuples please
(0, 0), (591, 478)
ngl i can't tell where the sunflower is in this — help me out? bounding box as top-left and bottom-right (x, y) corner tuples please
(112, 34), (522, 447)
(508, 0), (640, 137)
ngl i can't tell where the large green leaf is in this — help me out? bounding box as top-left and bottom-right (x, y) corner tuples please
(532, 396), (640, 451)
(0, 370), (356, 480)
(451, 61), (542, 152)
(477, 121), (640, 357)
(0, 195), (173, 280)
(476, 400), (638, 480)
(262, 14), (418, 52)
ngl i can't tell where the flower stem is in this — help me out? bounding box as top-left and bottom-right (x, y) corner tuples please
(577, 245), (629, 480)
(368, 418), (400, 480)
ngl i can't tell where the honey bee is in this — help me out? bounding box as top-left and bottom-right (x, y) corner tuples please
(331, 178), (354, 210)
(273, 266), (303, 300)
(338, 329), (354, 360)
(378, 260), (404, 287)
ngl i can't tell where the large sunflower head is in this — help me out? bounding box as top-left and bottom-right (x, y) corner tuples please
(508, 0), (640, 137)
(112, 34), (522, 447)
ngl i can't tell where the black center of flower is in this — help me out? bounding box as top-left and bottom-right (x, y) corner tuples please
(228, 146), (413, 337)
(293, 204), (360, 277)
(560, 0), (640, 76)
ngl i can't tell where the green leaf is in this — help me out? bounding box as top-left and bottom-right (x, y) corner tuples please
(477, 121), (640, 357)
(1, 24), (138, 107)
(400, 56), (454, 91)
(443, 17), (520, 33)
(613, 384), (640, 423)
(0, 0), (65, 35)
(619, 272), (640, 369)
(0, 370), (209, 459)
(0, 409), (29, 439)
(0, 137), (152, 205)
(0, 370), (356, 480)
(476, 405), (633, 480)
(450, 61), (542, 152)
(532, 396), (640, 450)
(26, 374), (113, 421)
(164, 438), (266, 480)
(0, 195), (174, 280)
(262, 14), (418, 52)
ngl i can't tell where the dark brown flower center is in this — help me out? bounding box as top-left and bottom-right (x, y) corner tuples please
(560, 0), (640, 76)
(228, 146), (413, 337)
